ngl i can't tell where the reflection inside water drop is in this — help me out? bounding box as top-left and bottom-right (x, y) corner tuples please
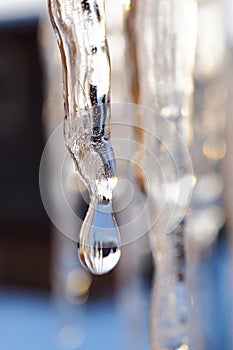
(77, 194), (121, 275)
(78, 242), (121, 275)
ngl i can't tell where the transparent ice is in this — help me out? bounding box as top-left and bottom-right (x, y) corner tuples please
(48, 0), (120, 274)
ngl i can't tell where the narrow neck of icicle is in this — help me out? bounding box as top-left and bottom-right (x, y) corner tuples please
(95, 177), (118, 201)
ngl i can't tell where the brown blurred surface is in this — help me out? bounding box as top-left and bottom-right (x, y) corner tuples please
(0, 224), (50, 291)
(0, 20), (51, 290)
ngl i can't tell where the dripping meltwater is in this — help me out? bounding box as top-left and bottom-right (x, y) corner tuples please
(64, 105), (121, 275)
(78, 179), (121, 275)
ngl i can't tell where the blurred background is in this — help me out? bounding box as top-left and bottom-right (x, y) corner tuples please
(0, 0), (232, 349)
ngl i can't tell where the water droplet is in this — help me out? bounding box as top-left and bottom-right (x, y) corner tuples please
(78, 195), (121, 275)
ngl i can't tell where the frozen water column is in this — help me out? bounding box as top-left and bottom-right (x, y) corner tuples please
(124, 1), (197, 349)
(47, 0), (121, 275)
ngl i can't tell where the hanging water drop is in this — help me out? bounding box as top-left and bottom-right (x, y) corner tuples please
(78, 189), (121, 275)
